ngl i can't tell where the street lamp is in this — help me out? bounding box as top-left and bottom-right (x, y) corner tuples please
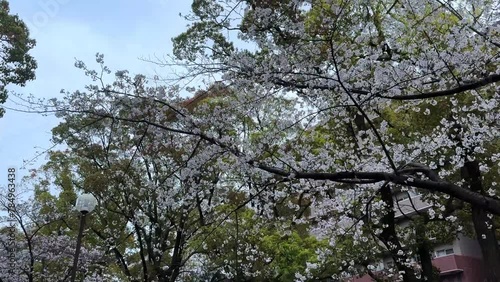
(70, 193), (97, 282)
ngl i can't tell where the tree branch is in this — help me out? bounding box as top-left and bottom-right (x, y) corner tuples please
(378, 73), (500, 100)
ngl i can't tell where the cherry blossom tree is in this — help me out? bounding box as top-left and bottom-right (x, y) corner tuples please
(169, 0), (500, 280)
(14, 0), (500, 281)
(37, 62), (283, 281)
(0, 188), (109, 281)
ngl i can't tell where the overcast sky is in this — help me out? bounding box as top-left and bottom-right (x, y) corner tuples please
(1, 0), (192, 186)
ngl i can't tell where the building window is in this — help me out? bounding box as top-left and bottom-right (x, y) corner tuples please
(434, 248), (454, 258)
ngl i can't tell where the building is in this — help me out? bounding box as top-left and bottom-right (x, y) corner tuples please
(348, 190), (486, 282)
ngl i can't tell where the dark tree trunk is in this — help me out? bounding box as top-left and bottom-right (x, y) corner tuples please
(462, 160), (500, 282)
(415, 223), (438, 282)
(471, 206), (500, 282)
(133, 224), (149, 282)
(378, 185), (420, 282)
(164, 220), (185, 282)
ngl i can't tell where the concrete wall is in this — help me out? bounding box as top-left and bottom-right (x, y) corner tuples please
(453, 233), (482, 258)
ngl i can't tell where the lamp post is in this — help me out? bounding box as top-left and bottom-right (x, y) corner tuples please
(70, 193), (97, 282)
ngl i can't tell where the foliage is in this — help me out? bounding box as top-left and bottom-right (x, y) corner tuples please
(190, 204), (333, 281)
(0, 0), (37, 116)
(8, 0), (500, 281)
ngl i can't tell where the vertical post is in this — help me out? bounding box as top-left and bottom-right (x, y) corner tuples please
(70, 212), (87, 282)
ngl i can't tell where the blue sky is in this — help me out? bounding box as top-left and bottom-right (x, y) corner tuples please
(1, 0), (192, 188)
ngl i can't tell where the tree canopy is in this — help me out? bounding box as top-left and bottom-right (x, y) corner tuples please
(4, 0), (500, 281)
(0, 0), (37, 116)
